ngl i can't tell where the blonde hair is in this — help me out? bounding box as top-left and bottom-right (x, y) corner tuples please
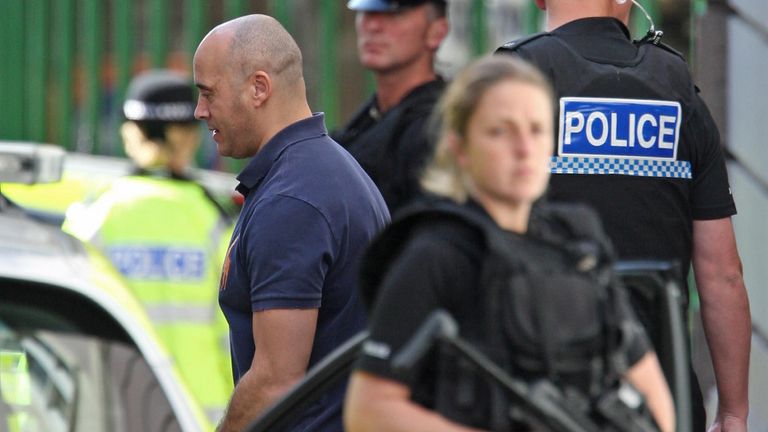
(121, 121), (200, 175)
(421, 55), (554, 203)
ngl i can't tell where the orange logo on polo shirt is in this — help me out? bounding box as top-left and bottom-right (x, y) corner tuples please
(220, 235), (239, 291)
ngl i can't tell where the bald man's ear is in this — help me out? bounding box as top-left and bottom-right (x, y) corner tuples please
(249, 71), (272, 108)
(535, 0), (546, 10)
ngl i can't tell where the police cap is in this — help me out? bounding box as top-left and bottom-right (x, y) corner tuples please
(347, 0), (446, 12)
(123, 70), (197, 123)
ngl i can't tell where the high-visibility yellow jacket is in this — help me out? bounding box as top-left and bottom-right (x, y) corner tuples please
(63, 174), (235, 427)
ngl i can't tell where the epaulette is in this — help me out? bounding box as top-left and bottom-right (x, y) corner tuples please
(654, 41), (686, 62)
(495, 32), (549, 54)
(637, 31), (686, 62)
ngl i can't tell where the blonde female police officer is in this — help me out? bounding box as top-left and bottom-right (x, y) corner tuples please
(344, 55), (675, 432)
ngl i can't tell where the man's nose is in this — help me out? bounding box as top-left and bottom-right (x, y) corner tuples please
(194, 98), (208, 120)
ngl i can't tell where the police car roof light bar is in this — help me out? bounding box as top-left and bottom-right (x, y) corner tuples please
(0, 143), (65, 185)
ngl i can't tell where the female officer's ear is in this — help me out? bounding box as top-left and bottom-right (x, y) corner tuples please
(447, 131), (468, 168)
(121, 122), (167, 170)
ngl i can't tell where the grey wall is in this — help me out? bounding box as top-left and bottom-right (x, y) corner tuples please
(725, 0), (767, 427)
(727, 0), (768, 334)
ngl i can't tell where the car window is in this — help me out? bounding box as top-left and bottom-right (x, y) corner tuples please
(0, 299), (181, 432)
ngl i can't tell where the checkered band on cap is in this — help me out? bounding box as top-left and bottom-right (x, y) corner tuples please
(123, 100), (197, 122)
(550, 156), (692, 179)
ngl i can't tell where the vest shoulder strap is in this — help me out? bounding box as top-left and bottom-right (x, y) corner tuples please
(386, 81), (444, 152)
(358, 200), (492, 309)
(495, 32), (549, 54)
(637, 35), (686, 62)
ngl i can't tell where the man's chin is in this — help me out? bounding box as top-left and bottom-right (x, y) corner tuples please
(218, 146), (250, 160)
(360, 56), (388, 71)
(216, 143), (233, 158)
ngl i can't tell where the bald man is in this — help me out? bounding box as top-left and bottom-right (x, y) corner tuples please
(193, 15), (389, 431)
(496, 1), (750, 431)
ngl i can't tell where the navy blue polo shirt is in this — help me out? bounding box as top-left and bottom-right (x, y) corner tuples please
(219, 113), (389, 431)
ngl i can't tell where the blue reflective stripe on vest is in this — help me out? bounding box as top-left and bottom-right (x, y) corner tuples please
(550, 156), (692, 178)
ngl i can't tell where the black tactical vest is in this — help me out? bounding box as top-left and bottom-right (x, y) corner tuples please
(360, 199), (654, 430)
(496, 21), (700, 297)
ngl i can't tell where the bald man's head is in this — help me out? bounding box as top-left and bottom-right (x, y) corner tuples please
(201, 14), (304, 87)
(193, 14), (312, 158)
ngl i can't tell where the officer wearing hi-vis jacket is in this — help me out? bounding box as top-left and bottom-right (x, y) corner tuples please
(496, 1), (750, 431)
(63, 70), (235, 428)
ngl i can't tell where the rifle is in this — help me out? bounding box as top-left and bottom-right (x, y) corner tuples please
(393, 309), (659, 432)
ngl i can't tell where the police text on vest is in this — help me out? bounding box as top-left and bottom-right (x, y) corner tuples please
(558, 97), (681, 160)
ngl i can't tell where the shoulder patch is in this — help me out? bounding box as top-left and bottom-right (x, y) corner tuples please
(552, 96), (690, 179)
(495, 32), (549, 53)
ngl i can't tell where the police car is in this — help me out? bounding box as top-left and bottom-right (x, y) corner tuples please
(0, 143), (210, 431)
(0, 148), (240, 225)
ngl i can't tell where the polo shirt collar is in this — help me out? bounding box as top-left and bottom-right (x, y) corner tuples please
(236, 113), (327, 194)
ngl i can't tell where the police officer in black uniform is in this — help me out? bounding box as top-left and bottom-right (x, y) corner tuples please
(496, 1), (750, 431)
(332, 0), (449, 215)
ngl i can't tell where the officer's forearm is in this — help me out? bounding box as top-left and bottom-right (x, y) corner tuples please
(344, 371), (486, 432)
(625, 352), (675, 432)
(698, 276), (751, 419)
(692, 218), (751, 420)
